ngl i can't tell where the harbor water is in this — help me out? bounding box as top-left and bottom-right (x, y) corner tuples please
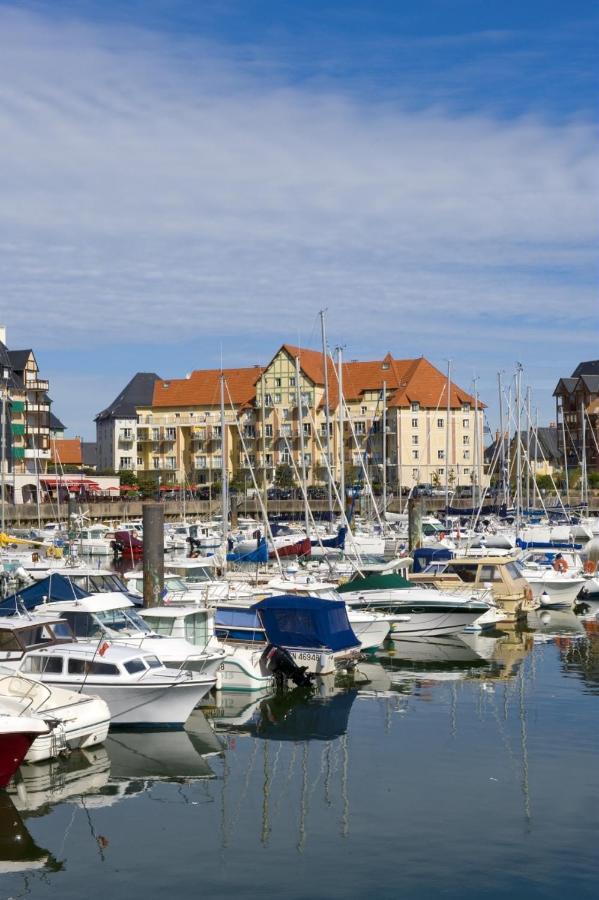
(1, 620), (599, 899)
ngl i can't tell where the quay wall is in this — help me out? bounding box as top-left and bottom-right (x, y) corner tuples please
(2, 493), (598, 526)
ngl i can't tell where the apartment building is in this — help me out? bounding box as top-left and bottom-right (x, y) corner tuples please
(0, 326), (57, 504)
(97, 345), (487, 492)
(554, 360), (599, 473)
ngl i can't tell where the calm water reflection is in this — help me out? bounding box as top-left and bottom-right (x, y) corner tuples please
(2, 620), (599, 900)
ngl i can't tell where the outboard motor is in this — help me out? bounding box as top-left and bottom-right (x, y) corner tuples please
(261, 644), (315, 690)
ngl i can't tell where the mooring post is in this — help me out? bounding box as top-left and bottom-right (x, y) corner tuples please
(143, 502), (164, 608)
(230, 493), (238, 529)
(408, 492), (423, 553)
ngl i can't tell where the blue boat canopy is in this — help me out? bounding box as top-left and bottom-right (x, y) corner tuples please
(251, 594), (360, 652)
(0, 574), (90, 616)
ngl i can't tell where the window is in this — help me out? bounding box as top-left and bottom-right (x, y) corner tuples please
(274, 393), (282, 404)
(438, 467), (444, 475)
(411, 418), (418, 428)
(355, 422), (366, 435)
(463, 435), (470, 445)
(195, 456), (207, 469)
(165, 428), (176, 440)
(463, 450), (470, 460)
(281, 449), (291, 464)
(282, 408), (290, 420)
(119, 457), (133, 469)
(280, 424), (292, 437)
(22, 655), (64, 674)
(243, 425), (255, 438)
(68, 658), (120, 676)
(265, 453), (273, 465)
(152, 457), (160, 469)
(462, 403), (470, 411)
(265, 424), (273, 437)
(185, 612), (210, 645)
(265, 393), (273, 406)
(464, 467), (470, 475)
(479, 565), (502, 583)
(213, 426), (222, 438)
(446, 563), (478, 583)
(412, 450), (419, 460)
(302, 423), (311, 436)
(289, 376), (296, 387)
(411, 402), (420, 412)
(137, 457), (143, 467)
(437, 449), (445, 459)
(275, 377), (282, 387)
(361, 406), (367, 414)
(152, 428), (160, 441)
(437, 419), (444, 428)
(303, 452), (312, 466)
(463, 419), (470, 429)
(147, 617), (174, 636)
(165, 456), (176, 470)
(412, 435), (419, 445)
(124, 658), (147, 674)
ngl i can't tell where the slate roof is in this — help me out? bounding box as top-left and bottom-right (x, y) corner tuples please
(96, 373), (161, 421)
(81, 442), (97, 467)
(0, 340), (11, 375)
(49, 412), (66, 432)
(572, 360), (599, 377)
(7, 349), (32, 371)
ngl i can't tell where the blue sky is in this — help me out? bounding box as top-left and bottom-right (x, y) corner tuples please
(0, 0), (597, 439)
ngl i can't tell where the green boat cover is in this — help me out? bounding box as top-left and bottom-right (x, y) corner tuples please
(336, 571), (414, 593)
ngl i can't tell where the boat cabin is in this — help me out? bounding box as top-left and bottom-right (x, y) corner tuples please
(0, 615), (74, 663)
(18, 644), (165, 680)
(139, 606), (214, 647)
(34, 596), (153, 642)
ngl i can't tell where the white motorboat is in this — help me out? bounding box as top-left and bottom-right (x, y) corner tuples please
(139, 605), (273, 692)
(0, 665), (110, 762)
(16, 643), (215, 728)
(33, 593), (227, 677)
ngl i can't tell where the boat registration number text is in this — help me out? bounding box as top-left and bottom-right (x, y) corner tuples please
(292, 652), (320, 662)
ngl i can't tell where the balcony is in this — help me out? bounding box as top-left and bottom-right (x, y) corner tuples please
(24, 448), (51, 459)
(25, 378), (49, 391)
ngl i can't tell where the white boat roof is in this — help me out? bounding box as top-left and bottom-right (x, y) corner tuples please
(33, 642), (160, 663)
(166, 556), (219, 569)
(0, 613), (68, 630)
(140, 605), (209, 619)
(35, 593), (135, 613)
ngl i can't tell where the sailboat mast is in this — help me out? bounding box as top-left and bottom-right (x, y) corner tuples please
(220, 373), (228, 541)
(295, 355), (310, 537)
(382, 380), (387, 522)
(581, 399), (587, 508)
(515, 364), (523, 536)
(319, 310), (333, 520)
(337, 347), (345, 516)
(498, 372), (505, 505)
(444, 360), (451, 511)
(561, 404), (570, 507)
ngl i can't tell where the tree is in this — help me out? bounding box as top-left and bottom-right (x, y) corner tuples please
(136, 473), (158, 499)
(535, 474), (554, 492)
(119, 470), (137, 487)
(274, 464), (297, 489)
(431, 472), (441, 489)
(229, 470), (248, 494)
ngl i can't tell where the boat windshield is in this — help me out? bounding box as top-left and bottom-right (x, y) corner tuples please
(165, 577), (188, 592)
(70, 574), (128, 593)
(94, 607), (152, 635)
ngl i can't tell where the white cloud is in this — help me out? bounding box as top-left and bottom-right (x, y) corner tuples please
(0, 6), (596, 436)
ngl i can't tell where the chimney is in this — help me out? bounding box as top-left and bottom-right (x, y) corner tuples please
(0, 325), (6, 345)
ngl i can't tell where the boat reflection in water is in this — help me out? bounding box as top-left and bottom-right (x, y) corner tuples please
(376, 629), (537, 690)
(8, 746), (111, 814)
(0, 793), (60, 875)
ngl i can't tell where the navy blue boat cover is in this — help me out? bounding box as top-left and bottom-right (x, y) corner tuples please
(251, 594), (360, 652)
(227, 537), (268, 564)
(412, 546), (453, 573)
(0, 574), (89, 616)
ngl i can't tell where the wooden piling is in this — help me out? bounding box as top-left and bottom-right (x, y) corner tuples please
(143, 502), (164, 608)
(408, 493), (423, 553)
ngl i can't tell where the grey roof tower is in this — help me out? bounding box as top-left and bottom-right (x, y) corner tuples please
(95, 373), (162, 421)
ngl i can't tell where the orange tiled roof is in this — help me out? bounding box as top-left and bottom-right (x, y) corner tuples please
(51, 438), (82, 465)
(152, 367), (264, 408)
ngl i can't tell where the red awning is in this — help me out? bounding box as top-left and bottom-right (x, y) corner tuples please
(118, 485), (138, 492)
(41, 478), (101, 490)
(159, 484), (182, 491)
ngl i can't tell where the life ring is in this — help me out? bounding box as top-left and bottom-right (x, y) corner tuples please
(584, 560), (596, 574)
(553, 558), (568, 574)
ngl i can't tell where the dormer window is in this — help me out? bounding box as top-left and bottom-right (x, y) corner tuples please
(411, 402), (420, 412)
